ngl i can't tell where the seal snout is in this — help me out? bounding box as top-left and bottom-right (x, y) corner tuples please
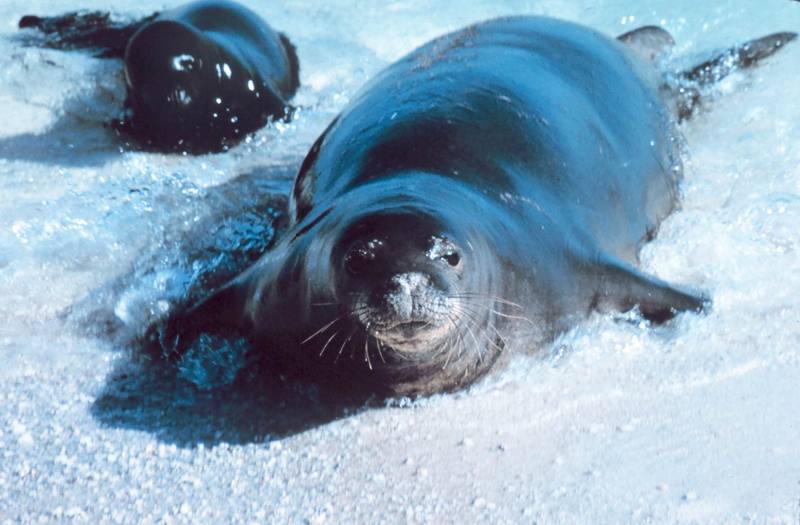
(334, 214), (468, 352)
(360, 270), (457, 352)
(382, 272), (437, 325)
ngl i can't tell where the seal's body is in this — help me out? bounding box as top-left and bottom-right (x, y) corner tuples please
(163, 17), (794, 397)
(20, 0), (299, 152)
(121, 1), (299, 151)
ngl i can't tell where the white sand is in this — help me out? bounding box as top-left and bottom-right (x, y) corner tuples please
(2, 0), (800, 523)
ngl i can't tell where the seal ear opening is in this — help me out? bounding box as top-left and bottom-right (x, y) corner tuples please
(595, 258), (710, 324)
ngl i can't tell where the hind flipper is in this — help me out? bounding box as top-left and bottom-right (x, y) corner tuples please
(668, 31), (797, 121)
(617, 25), (676, 63)
(683, 32), (797, 85)
(18, 10), (157, 58)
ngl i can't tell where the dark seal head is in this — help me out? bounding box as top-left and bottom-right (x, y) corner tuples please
(122, 20), (222, 149)
(207, 177), (507, 396)
(336, 213), (467, 354)
(121, 1), (299, 152)
(18, 0), (300, 153)
(329, 205), (504, 382)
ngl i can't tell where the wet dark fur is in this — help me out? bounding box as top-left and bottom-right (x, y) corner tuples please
(159, 17), (795, 398)
(19, 0), (300, 153)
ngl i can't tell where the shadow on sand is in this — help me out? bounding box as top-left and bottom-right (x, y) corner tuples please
(74, 163), (369, 446)
(90, 358), (368, 446)
(0, 111), (127, 167)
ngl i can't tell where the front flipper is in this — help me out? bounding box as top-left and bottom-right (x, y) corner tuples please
(136, 281), (254, 390)
(148, 280), (250, 363)
(594, 259), (710, 324)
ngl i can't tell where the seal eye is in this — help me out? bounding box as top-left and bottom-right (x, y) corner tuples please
(443, 252), (460, 267)
(345, 239), (383, 276)
(345, 250), (372, 276)
(427, 236), (461, 268)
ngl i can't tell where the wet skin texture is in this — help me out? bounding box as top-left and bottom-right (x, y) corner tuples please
(120, 0), (299, 152)
(164, 17), (710, 398)
(20, 0), (300, 153)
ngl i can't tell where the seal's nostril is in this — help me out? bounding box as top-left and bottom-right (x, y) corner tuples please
(389, 272), (431, 295)
(385, 291), (413, 319)
(380, 273), (434, 320)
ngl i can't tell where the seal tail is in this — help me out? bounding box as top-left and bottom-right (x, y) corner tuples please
(18, 10), (157, 58)
(670, 31), (797, 121)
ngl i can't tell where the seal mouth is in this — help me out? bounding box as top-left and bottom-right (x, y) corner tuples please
(381, 320), (432, 333)
(372, 320), (439, 342)
(368, 318), (452, 352)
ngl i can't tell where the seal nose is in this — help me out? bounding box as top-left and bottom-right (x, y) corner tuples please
(384, 272), (431, 321)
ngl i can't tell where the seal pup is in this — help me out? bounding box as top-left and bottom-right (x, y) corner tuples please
(159, 18), (795, 397)
(19, 1), (300, 153)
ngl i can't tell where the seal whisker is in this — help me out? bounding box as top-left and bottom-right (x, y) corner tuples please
(301, 316), (341, 345)
(446, 304), (502, 362)
(490, 309), (536, 325)
(458, 310), (484, 364)
(452, 292), (525, 310)
(375, 338), (387, 364)
(485, 320), (507, 351)
(489, 296), (525, 310)
(447, 313), (467, 363)
(462, 309), (504, 354)
(334, 329), (357, 363)
(318, 330), (341, 358)
(453, 302), (491, 328)
(453, 296), (499, 316)
(441, 315), (461, 370)
(452, 304), (505, 358)
(456, 303), (512, 354)
(364, 335), (373, 370)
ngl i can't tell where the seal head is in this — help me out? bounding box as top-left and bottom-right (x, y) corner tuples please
(238, 179), (506, 395)
(123, 21), (225, 149)
(333, 212), (472, 355)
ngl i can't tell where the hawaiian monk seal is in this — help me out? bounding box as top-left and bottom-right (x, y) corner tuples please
(19, 0), (299, 153)
(157, 17), (795, 397)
